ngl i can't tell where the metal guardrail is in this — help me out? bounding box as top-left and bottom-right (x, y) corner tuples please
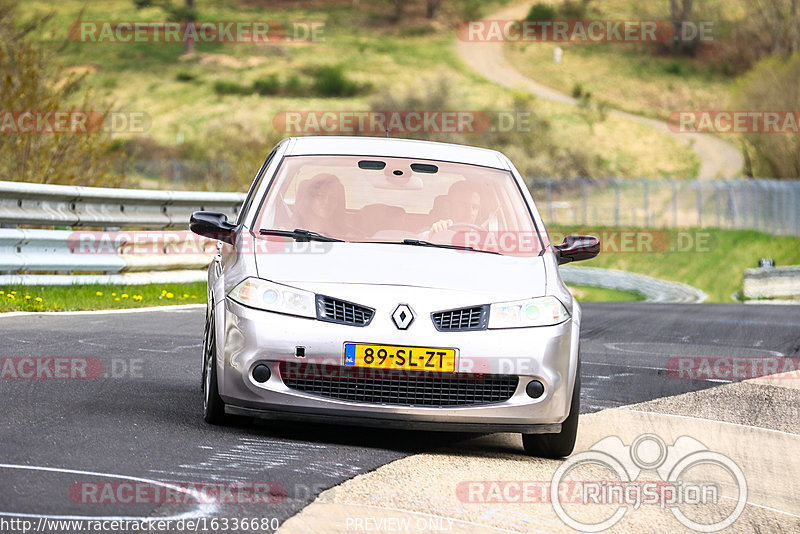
(0, 180), (245, 229)
(0, 229), (215, 275)
(743, 266), (800, 300)
(0, 181), (244, 285)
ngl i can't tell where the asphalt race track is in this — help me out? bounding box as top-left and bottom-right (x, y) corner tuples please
(1, 303), (798, 530)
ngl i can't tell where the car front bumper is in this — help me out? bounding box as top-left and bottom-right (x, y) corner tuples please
(215, 298), (580, 433)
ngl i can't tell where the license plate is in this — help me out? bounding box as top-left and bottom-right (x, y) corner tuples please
(343, 343), (456, 372)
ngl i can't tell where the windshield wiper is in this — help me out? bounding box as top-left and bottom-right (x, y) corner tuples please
(364, 239), (499, 254)
(259, 228), (343, 242)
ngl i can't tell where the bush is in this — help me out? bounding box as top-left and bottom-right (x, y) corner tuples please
(558, 0), (590, 20)
(213, 80), (251, 96)
(311, 65), (362, 97)
(252, 75), (281, 96)
(284, 74), (303, 95)
(525, 3), (556, 21)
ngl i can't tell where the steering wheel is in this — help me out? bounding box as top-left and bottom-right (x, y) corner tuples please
(429, 221), (485, 239)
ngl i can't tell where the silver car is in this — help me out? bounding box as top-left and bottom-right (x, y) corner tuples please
(190, 136), (599, 458)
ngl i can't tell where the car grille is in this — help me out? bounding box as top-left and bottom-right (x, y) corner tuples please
(431, 305), (489, 331)
(279, 363), (518, 407)
(316, 296), (374, 326)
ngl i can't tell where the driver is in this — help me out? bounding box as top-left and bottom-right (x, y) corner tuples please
(429, 180), (483, 233)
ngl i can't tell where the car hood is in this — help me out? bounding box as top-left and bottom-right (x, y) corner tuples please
(253, 241), (547, 301)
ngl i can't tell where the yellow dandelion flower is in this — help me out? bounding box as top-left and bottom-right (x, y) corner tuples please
(0, 290), (4, 295)
(114, 297), (120, 301)
(11, 291), (16, 295)
(7, 294), (14, 299)
(183, 293), (189, 299)
(121, 294), (129, 299)
(191, 295), (197, 298)
(166, 292), (174, 299)
(35, 297), (43, 303)
(25, 295), (31, 300)
(112, 292), (117, 297)
(96, 291), (103, 296)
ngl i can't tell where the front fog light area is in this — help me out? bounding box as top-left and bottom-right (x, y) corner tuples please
(526, 380), (545, 398)
(252, 364), (271, 383)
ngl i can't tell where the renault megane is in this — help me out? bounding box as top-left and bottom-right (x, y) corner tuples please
(190, 136), (599, 458)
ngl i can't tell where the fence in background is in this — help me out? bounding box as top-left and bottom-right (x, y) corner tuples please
(2, 177), (799, 285)
(527, 178), (800, 236)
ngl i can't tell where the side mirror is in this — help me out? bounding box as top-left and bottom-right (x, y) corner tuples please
(555, 235), (600, 265)
(190, 211), (236, 244)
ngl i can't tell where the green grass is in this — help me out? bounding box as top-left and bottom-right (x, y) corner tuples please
(0, 283), (207, 312)
(505, 0), (741, 121)
(15, 0), (700, 188)
(553, 227), (800, 303)
(568, 284), (645, 302)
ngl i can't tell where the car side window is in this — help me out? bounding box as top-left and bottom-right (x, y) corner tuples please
(236, 148), (278, 225)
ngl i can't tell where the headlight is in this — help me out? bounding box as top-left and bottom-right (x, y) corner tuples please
(228, 277), (316, 318)
(488, 296), (569, 329)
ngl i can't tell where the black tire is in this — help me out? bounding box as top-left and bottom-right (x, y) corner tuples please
(202, 314), (226, 425)
(522, 361), (580, 458)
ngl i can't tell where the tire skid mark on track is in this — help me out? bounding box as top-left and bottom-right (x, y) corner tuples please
(0, 463), (217, 521)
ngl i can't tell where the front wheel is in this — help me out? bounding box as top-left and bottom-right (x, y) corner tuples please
(202, 314), (226, 425)
(522, 361), (580, 458)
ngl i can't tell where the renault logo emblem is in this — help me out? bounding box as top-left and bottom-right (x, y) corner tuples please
(392, 304), (414, 330)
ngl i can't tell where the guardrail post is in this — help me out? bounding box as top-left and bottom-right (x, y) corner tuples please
(642, 178), (649, 227)
(546, 179), (553, 223)
(671, 179), (678, 227)
(581, 178), (588, 226)
(696, 180), (702, 227)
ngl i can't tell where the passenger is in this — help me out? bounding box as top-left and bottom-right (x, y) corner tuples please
(293, 173), (354, 238)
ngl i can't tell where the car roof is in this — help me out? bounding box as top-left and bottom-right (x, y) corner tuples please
(282, 136), (510, 170)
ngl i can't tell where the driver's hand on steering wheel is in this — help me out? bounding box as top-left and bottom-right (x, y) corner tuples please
(430, 219), (453, 233)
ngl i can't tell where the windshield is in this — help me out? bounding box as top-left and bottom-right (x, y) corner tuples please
(255, 155), (544, 256)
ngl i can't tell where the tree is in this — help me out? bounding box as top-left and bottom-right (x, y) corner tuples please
(426, 0), (443, 19)
(733, 54), (800, 178)
(668, 0), (698, 55)
(0, 0), (120, 185)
